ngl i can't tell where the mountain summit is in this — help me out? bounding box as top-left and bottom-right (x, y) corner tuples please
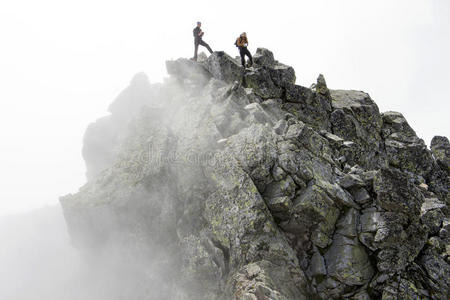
(61, 49), (449, 299)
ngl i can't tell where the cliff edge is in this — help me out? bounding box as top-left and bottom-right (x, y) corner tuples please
(61, 49), (449, 299)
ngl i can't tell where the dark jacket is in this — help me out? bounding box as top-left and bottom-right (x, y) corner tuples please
(193, 27), (204, 42)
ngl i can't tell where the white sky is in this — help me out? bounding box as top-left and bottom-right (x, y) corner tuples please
(0, 0), (449, 215)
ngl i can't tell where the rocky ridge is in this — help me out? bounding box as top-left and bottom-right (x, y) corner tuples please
(61, 49), (449, 299)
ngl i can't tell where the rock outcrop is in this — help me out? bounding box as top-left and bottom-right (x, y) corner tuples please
(61, 49), (449, 299)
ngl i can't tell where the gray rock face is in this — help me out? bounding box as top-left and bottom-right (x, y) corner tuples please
(382, 111), (434, 177)
(61, 48), (449, 299)
(431, 135), (450, 174)
(330, 90), (384, 170)
(253, 48), (275, 67)
(324, 209), (374, 287)
(283, 75), (332, 131)
(203, 51), (245, 83)
(82, 73), (158, 179)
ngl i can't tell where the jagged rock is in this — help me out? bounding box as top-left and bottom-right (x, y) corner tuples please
(324, 209), (374, 287)
(315, 179), (359, 209)
(267, 65), (296, 88)
(351, 290), (371, 300)
(330, 90), (384, 170)
(231, 260), (307, 300)
(263, 175), (296, 200)
(338, 173), (366, 189)
(369, 168), (429, 273)
(108, 72), (154, 117)
(440, 218), (450, 243)
(427, 164), (450, 203)
(244, 103), (274, 125)
(253, 48), (275, 67)
(60, 48), (449, 300)
(431, 135), (450, 174)
(382, 111), (434, 177)
(374, 168), (423, 214)
(321, 131), (344, 147)
(203, 51), (244, 83)
(225, 124), (278, 190)
(309, 250), (327, 277)
(316, 74), (331, 99)
(82, 73), (159, 179)
(419, 248), (450, 298)
(352, 187), (371, 205)
(82, 115), (122, 180)
(419, 182), (429, 190)
(381, 111), (418, 140)
(281, 183), (340, 248)
(197, 52), (208, 62)
(243, 49), (295, 100)
(166, 57), (211, 85)
(179, 234), (224, 298)
(244, 67), (283, 99)
(324, 235), (374, 286)
(284, 84), (312, 103)
(205, 154), (308, 299)
(283, 76), (332, 130)
(360, 170), (378, 185)
(421, 198), (445, 234)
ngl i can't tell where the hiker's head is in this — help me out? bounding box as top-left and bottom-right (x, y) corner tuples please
(197, 22), (201, 27)
(241, 32), (247, 37)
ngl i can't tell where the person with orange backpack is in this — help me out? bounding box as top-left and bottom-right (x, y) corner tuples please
(235, 32), (253, 67)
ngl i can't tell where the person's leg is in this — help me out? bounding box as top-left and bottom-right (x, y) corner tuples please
(245, 48), (253, 66)
(199, 40), (213, 54)
(194, 41), (199, 60)
(239, 48), (246, 66)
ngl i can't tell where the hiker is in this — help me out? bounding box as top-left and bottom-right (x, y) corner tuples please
(192, 21), (213, 61)
(235, 32), (253, 67)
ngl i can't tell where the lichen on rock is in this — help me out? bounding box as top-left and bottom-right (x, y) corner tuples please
(61, 49), (449, 300)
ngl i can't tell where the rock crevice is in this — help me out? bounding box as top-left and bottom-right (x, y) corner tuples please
(61, 49), (449, 300)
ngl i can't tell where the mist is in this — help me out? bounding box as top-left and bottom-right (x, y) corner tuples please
(1, 0), (449, 215)
(0, 62), (234, 299)
(0, 206), (82, 299)
(0, 206), (183, 299)
(0, 0), (448, 299)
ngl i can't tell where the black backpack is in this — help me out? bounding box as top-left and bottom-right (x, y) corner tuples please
(234, 37), (239, 47)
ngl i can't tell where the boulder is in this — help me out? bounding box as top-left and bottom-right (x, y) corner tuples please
(244, 67), (283, 99)
(253, 48), (276, 67)
(382, 111), (434, 176)
(203, 51), (244, 83)
(330, 90), (384, 169)
(431, 135), (450, 174)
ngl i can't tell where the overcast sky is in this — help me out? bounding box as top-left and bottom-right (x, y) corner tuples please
(0, 0), (449, 215)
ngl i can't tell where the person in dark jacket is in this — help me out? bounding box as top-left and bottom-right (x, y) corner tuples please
(192, 21), (213, 61)
(236, 32), (253, 67)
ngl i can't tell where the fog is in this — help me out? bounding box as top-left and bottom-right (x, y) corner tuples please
(0, 62), (228, 299)
(0, 0), (449, 215)
(0, 0), (449, 299)
(0, 205), (180, 299)
(0, 206), (82, 299)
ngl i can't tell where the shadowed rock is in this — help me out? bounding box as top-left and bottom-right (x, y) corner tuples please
(61, 48), (449, 300)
